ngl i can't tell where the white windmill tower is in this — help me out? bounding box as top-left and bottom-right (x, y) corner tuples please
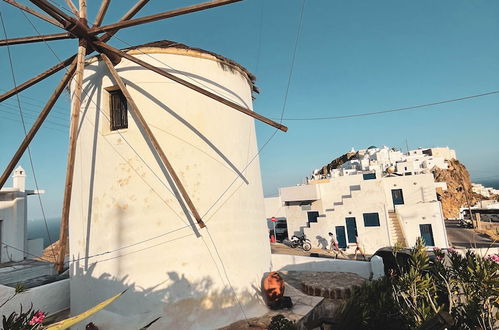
(0, 0), (288, 328)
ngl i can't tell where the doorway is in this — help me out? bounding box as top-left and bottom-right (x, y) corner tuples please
(345, 217), (357, 244)
(391, 189), (405, 207)
(335, 226), (347, 249)
(419, 224), (435, 246)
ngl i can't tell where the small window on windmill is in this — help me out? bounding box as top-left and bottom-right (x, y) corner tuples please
(109, 89), (128, 131)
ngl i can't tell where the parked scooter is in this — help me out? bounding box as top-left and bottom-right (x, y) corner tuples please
(457, 218), (474, 229)
(290, 234), (312, 251)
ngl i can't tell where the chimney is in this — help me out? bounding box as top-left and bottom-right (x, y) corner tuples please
(13, 166), (26, 192)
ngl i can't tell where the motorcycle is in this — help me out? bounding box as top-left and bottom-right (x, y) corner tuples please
(290, 234), (312, 251)
(457, 218), (474, 229)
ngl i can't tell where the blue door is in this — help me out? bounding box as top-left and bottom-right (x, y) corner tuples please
(335, 226), (347, 248)
(345, 217), (357, 243)
(419, 224), (435, 246)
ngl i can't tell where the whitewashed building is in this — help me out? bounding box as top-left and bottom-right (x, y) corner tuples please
(0, 167), (44, 263)
(320, 146), (456, 180)
(472, 183), (499, 197)
(68, 42), (271, 329)
(268, 172), (449, 254)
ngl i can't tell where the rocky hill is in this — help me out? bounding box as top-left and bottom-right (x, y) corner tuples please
(432, 159), (496, 219)
(317, 150), (496, 219)
(317, 151), (357, 175)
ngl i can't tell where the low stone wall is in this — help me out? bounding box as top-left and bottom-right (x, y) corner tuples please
(271, 254), (384, 280)
(0, 279), (69, 318)
(477, 220), (499, 231)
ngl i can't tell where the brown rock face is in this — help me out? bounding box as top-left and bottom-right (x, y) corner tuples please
(432, 159), (494, 219)
(320, 152), (357, 175)
(39, 239), (68, 263)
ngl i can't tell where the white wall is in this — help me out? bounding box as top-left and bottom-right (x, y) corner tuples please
(264, 196), (285, 219)
(280, 173), (448, 253)
(0, 279), (69, 318)
(396, 202), (449, 248)
(69, 47), (270, 329)
(271, 254), (384, 280)
(0, 190), (27, 262)
(279, 184), (318, 202)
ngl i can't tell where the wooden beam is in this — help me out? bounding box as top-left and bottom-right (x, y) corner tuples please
(93, 0), (110, 27)
(100, 0), (149, 41)
(0, 0), (148, 103)
(0, 63), (76, 189)
(3, 0), (64, 28)
(100, 54), (206, 228)
(119, 0), (149, 21)
(29, 0), (74, 26)
(89, 0), (242, 34)
(56, 37), (86, 273)
(64, 0), (79, 16)
(94, 41), (288, 132)
(0, 55), (76, 103)
(0, 32), (73, 46)
(78, 0), (87, 20)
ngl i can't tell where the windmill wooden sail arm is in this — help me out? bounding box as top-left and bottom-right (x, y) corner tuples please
(2, 0), (64, 28)
(0, 0), (151, 103)
(0, 32), (74, 46)
(0, 63), (77, 189)
(89, 0), (243, 34)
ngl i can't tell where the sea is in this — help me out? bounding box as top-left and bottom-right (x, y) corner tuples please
(27, 217), (61, 248)
(475, 179), (499, 190)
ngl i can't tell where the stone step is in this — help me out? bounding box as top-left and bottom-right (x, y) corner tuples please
(280, 271), (366, 301)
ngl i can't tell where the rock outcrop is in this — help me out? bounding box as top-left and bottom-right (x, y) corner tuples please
(319, 152), (357, 175)
(39, 240), (68, 263)
(432, 159), (494, 219)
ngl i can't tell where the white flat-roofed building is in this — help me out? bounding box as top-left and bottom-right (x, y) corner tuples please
(272, 171), (449, 254)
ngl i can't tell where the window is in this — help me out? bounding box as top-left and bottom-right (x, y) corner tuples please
(109, 89), (128, 130)
(363, 173), (376, 180)
(307, 211), (319, 223)
(363, 213), (380, 227)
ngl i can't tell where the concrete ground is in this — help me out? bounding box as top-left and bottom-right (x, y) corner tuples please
(270, 242), (369, 261)
(445, 220), (499, 249)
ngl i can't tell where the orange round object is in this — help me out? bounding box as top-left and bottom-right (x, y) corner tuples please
(263, 272), (284, 304)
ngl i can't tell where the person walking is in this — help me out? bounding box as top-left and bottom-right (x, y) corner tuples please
(328, 232), (347, 258)
(354, 235), (367, 260)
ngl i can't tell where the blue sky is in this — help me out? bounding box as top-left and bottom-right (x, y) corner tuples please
(0, 0), (498, 219)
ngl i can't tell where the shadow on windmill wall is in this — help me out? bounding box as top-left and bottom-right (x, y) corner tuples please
(70, 260), (265, 330)
(82, 63), (251, 186)
(116, 64), (252, 110)
(81, 64), (251, 239)
(124, 78), (249, 185)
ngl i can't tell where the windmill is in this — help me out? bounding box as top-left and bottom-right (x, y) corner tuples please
(0, 0), (287, 275)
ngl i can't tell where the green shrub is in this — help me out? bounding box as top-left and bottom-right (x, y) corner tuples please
(336, 239), (498, 330)
(268, 314), (296, 330)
